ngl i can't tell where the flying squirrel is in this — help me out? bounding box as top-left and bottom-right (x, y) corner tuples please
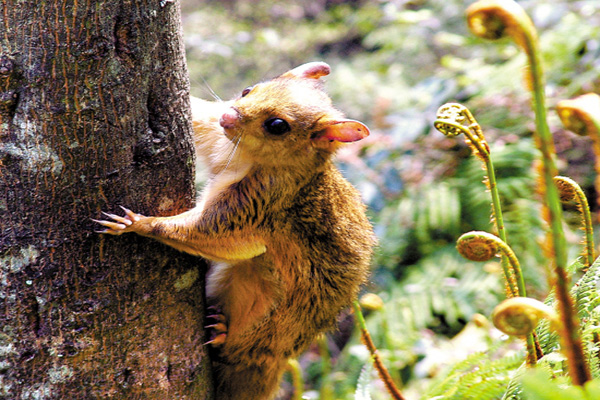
(95, 62), (376, 399)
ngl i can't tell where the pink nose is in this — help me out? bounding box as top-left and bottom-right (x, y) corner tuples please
(219, 109), (240, 129)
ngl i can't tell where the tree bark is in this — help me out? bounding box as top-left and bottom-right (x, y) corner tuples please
(0, 1), (213, 399)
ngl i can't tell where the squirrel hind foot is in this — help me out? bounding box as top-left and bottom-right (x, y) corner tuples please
(205, 308), (228, 347)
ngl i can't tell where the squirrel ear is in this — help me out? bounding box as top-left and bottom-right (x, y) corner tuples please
(280, 62), (331, 80)
(315, 120), (370, 143)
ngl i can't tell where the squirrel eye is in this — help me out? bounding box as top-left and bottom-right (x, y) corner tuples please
(263, 118), (291, 136)
(241, 86), (253, 97)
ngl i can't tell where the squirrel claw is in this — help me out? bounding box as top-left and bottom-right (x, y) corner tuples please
(205, 333), (227, 347)
(205, 307), (228, 347)
(91, 218), (127, 232)
(93, 207), (145, 235)
(119, 205), (142, 222)
(205, 322), (227, 334)
(206, 314), (227, 323)
(101, 212), (133, 226)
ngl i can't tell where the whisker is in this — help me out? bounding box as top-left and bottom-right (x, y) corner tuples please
(223, 134), (242, 172)
(200, 76), (222, 102)
(210, 133), (242, 184)
(189, 74), (222, 102)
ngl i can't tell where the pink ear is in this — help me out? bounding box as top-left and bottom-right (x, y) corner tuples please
(281, 62), (330, 80)
(316, 120), (370, 142)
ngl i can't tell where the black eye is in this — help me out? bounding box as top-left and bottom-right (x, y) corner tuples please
(263, 118), (291, 136)
(241, 86), (253, 97)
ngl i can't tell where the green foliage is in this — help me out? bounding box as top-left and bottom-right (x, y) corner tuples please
(355, 358), (375, 400)
(520, 369), (600, 400)
(393, 252), (600, 400)
(574, 256), (600, 318)
(390, 248), (502, 334)
(425, 350), (523, 400)
(375, 183), (461, 271)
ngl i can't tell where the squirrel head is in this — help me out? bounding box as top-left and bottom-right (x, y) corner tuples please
(218, 62), (369, 171)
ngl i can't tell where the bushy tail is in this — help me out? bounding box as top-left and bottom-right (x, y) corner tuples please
(213, 358), (288, 400)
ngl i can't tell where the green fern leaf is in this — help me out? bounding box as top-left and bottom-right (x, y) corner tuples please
(355, 357), (374, 400)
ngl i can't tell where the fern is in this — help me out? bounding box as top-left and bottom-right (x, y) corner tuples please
(424, 349), (523, 400)
(573, 255), (600, 319)
(500, 258), (600, 399)
(580, 311), (600, 380)
(390, 248), (502, 334)
(519, 369), (600, 400)
(355, 358), (375, 400)
(501, 363), (527, 400)
(425, 351), (491, 397)
(375, 182), (462, 271)
(424, 247), (600, 400)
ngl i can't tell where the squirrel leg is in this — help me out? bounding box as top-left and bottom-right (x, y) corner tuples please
(93, 206), (266, 262)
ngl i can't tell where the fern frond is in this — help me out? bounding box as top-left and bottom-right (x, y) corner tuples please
(501, 363), (527, 400)
(580, 310), (600, 380)
(424, 350), (491, 398)
(355, 357), (375, 400)
(424, 344), (523, 400)
(573, 255), (600, 319)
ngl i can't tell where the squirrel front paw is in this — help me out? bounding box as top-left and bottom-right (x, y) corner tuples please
(205, 306), (228, 347)
(93, 206), (145, 235)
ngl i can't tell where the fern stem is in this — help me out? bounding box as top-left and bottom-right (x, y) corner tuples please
(554, 176), (595, 269)
(466, 0), (591, 385)
(286, 359), (304, 400)
(317, 334), (334, 400)
(352, 300), (406, 400)
(434, 116), (517, 298)
(521, 11), (591, 388)
(457, 231), (537, 364)
(485, 149), (518, 298)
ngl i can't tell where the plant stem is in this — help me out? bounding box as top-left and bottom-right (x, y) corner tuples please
(286, 359), (304, 400)
(457, 231), (537, 364)
(521, 20), (591, 386)
(497, 237), (537, 366)
(465, 0), (591, 383)
(484, 150), (519, 297)
(554, 176), (595, 269)
(352, 300), (406, 400)
(434, 118), (518, 297)
(317, 335), (334, 400)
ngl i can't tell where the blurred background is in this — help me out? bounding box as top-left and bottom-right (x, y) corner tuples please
(180, 1), (600, 398)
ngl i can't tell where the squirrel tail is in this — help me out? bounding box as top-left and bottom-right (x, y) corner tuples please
(213, 358), (288, 400)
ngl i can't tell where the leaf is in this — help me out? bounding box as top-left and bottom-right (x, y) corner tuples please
(355, 357), (374, 400)
(520, 369), (588, 400)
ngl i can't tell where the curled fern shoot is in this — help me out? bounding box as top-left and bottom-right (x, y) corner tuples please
(435, 103), (516, 298)
(457, 231), (501, 263)
(492, 297), (558, 338)
(557, 94), (600, 221)
(352, 300), (406, 400)
(360, 293), (384, 311)
(466, 0), (535, 53)
(467, 0), (590, 385)
(435, 103), (490, 162)
(457, 231), (537, 365)
(557, 93), (600, 138)
(554, 176), (595, 269)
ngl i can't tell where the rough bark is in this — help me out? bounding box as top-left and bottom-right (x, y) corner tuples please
(0, 1), (213, 399)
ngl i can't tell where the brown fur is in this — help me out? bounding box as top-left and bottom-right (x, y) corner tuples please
(97, 62), (375, 399)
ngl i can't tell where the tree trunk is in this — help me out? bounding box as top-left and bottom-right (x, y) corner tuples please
(0, 1), (213, 399)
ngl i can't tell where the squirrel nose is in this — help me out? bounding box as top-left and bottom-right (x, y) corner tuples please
(219, 109), (240, 129)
